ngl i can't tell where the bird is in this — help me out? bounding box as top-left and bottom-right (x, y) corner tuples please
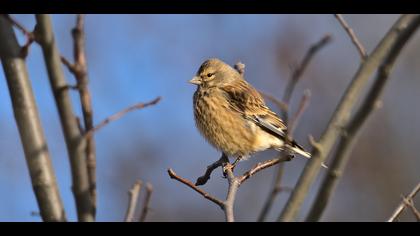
(190, 58), (311, 167)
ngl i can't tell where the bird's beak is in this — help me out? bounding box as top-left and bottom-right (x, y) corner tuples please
(189, 76), (202, 85)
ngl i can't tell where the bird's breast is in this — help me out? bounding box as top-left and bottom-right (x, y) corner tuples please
(193, 88), (258, 157)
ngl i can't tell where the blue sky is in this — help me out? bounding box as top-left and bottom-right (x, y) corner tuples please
(1, 14), (419, 221)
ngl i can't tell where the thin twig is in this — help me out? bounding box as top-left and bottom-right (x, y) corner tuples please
(282, 34), (332, 122)
(238, 155), (293, 184)
(84, 97), (161, 139)
(2, 14), (35, 58)
(257, 160), (286, 222)
(259, 91), (289, 113)
(3, 14), (33, 38)
(124, 180), (143, 222)
(234, 62), (245, 76)
(388, 182), (420, 222)
(63, 14), (98, 217)
(139, 182), (153, 222)
(334, 14), (367, 60)
(288, 89), (311, 139)
(60, 56), (76, 73)
(401, 196), (420, 221)
(167, 169), (225, 208)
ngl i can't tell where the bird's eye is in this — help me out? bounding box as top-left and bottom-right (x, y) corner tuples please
(207, 73), (214, 77)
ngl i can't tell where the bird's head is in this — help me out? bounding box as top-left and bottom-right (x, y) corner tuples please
(189, 58), (240, 88)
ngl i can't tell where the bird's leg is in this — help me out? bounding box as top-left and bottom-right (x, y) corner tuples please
(231, 156), (242, 169)
(223, 156), (242, 176)
(221, 153), (234, 178)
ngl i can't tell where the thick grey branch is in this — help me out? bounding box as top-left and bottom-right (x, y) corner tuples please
(279, 14), (420, 222)
(35, 14), (94, 222)
(0, 15), (66, 222)
(305, 17), (420, 220)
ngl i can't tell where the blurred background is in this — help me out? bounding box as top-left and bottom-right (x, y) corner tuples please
(0, 14), (419, 222)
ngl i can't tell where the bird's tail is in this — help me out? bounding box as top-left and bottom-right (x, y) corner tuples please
(288, 143), (311, 158)
(284, 139), (311, 158)
(282, 140), (328, 169)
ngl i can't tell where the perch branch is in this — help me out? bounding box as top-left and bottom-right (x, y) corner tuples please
(238, 155), (293, 184)
(0, 15), (66, 221)
(169, 153), (293, 222)
(279, 14), (420, 222)
(223, 164), (240, 222)
(168, 169), (225, 208)
(124, 180), (143, 222)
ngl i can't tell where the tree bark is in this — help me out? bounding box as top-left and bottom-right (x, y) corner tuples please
(279, 14), (420, 222)
(35, 14), (94, 221)
(0, 15), (66, 222)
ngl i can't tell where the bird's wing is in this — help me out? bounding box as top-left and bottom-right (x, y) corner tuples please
(220, 79), (287, 138)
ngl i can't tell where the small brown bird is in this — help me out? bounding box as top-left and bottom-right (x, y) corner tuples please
(190, 58), (311, 165)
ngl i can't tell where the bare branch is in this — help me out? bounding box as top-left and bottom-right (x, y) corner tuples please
(259, 90), (289, 114)
(223, 164), (240, 222)
(238, 155), (293, 184)
(61, 14), (98, 217)
(401, 196), (420, 221)
(35, 14), (94, 221)
(257, 35), (330, 222)
(139, 182), (153, 222)
(167, 169), (225, 208)
(279, 14), (420, 222)
(334, 14), (367, 60)
(288, 89), (311, 138)
(60, 55), (76, 74)
(84, 97), (161, 139)
(257, 160), (286, 222)
(124, 180), (143, 222)
(388, 182), (420, 222)
(0, 15), (66, 221)
(170, 153), (293, 222)
(282, 34), (332, 122)
(306, 14), (420, 222)
(2, 14), (35, 58)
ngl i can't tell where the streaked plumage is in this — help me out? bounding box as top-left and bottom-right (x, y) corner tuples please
(190, 58), (310, 162)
